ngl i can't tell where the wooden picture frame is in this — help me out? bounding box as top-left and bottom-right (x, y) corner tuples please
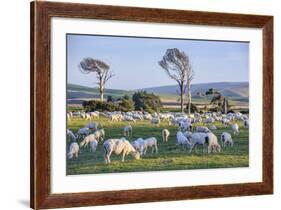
(30, 1), (273, 209)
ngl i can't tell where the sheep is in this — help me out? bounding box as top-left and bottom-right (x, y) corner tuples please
(176, 131), (191, 149)
(67, 142), (79, 159)
(231, 123), (239, 135)
(244, 119), (249, 128)
(179, 121), (192, 131)
(103, 138), (140, 164)
(67, 113), (71, 121)
(209, 125), (217, 130)
(89, 139), (98, 153)
(151, 117), (161, 127)
(93, 129), (105, 142)
(143, 137), (158, 155)
(183, 131), (192, 139)
(86, 122), (99, 131)
(75, 127), (90, 140)
(162, 129), (170, 143)
(80, 134), (97, 148)
(189, 132), (220, 154)
(89, 111), (99, 119)
(204, 117), (215, 124)
(132, 138), (145, 156)
(67, 129), (76, 142)
(195, 126), (210, 133)
(221, 132), (233, 147)
(123, 125), (132, 137)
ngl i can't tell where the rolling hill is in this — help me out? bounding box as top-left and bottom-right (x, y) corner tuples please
(67, 82), (249, 105)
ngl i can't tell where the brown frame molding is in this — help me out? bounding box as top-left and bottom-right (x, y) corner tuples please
(30, 1), (273, 209)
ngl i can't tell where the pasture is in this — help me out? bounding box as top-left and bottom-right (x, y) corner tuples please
(66, 116), (249, 175)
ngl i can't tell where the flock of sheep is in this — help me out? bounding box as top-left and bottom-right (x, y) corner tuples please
(67, 110), (249, 164)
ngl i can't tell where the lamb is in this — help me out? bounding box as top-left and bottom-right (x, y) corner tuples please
(231, 123), (239, 135)
(103, 138), (140, 164)
(123, 125), (132, 137)
(195, 126), (211, 133)
(67, 129), (76, 142)
(89, 139), (98, 153)
(221, 132), (233, 147)
(162, 129), (170, 143)
(151, 117), (161, 127)
(176, 131), (191, 149)
(67, 142), (79, 159)
(189, 132), (220, 154)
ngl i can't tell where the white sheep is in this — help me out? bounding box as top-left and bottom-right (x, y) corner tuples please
(162, 129), (170, 143)
(80, 134), (97, 148)
(75, 127), (90, 139)
(143, 137), (158, 155)
(209, 125), (217, 130)
(183, 131), (192, 139)
(86, 122), (99, 131)
(132, 138), (145, 156)
(221, 132), (233, 147)
(179, 121), (192, 131)
(195, 126), (211, 133)
(93, 129), (105, 142)
(89, 139), (98, 153)
(176, 131), (191, 149)
(151, 117), (161, 127)
(123, 125), (132, 137)
(231, 123), (239, 135)
(67, 129), (76, 142)
(243, 119), (249, 128)
(189, 132), (220, 154)
(103, 138), (140, 164)
(67, 142), (79, 159)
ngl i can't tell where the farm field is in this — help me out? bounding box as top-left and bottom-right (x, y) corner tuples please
(67, 116), (249, 175)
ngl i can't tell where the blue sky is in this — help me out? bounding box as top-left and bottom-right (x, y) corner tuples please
(67, 34), (249, 90)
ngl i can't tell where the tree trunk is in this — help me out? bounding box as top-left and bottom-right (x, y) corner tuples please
(180, 83), (184, 113)
(99, 76), (104, 101)
(187, 80), (191, 115)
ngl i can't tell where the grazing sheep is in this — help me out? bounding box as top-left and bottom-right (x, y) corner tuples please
(67, 129), (76, 142)
(183, 131), (192, 139)
(93, 129), (105, 142)
(151, 117), (161, 127)
(67, 142), (79, 159)
(75, 127), (90, 139)
(244, 119), (249, 128)
(80, 134), (97, 148)
(132, 138), (145, 156)
(204, 117), (215, 124)
(231, 123), (239, 135)
(162, 129), (170, 143)
(195, 126), (210, 133)
(123, 125), (132, 137)
(189, 132), (220, 154)
(89, 139), (98, 153)
(103, 138), (140, 164)
(179, 121), (192, 131)
(176, 131), (191, 149)
(89, 111), (99, 119)
(209, 125), (217, 130)
(86, 122), (99, 131)
(143, 137), (158, 155)
(221, 132), (233, 147)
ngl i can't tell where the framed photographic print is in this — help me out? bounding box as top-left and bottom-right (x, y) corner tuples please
(30, 1), (273, 209)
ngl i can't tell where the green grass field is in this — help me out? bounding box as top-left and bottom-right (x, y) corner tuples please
(67, 117), (249, 175)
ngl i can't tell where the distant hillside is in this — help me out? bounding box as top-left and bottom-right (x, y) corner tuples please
(67, 82), (249, 105)
(142, 82), (249, 98)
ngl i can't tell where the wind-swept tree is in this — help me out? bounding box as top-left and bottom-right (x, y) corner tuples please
(158, 48), (194, 113)
(79, 57), (114, 101)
